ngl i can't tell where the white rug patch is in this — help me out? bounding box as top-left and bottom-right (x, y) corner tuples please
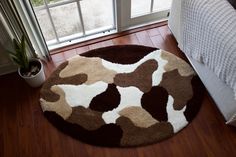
(166, 95), (188, 133)
(152, 51), (168, 86)
(57, 81), (108, 108)
(102, 86), (143, 124)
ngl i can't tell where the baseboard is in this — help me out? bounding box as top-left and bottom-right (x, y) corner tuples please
(0, 63), (17, 76)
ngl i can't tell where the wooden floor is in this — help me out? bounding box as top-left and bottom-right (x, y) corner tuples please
(1, 24), (236, 157)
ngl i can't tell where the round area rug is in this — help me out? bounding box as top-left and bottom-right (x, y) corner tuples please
(40, 45), (204, 147)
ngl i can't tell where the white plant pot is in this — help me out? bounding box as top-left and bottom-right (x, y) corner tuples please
(18, 59), (46, 87)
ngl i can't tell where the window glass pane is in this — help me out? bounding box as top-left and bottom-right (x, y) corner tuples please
(34, 9), (55, 41)
(50, 2), (83, 38)
(131, 0), (151, 17)
(153, 0), (172, 11)
(80, 0), (114, 33)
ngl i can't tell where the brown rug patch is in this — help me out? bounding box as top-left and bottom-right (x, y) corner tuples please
(114, 59), (158, 92)
(67, 106), (105, 130)
(89, 84), (120, 112)
(160, 69), (194, 110)
(40, 45), (204, 147)
(117, 116), (174, 146)
(184, 76), (205, 122)
(141, 86), (169, 121)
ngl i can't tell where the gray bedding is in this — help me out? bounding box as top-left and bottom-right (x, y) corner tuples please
(180, 0), (236, 103)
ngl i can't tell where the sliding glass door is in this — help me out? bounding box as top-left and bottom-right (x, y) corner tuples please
(29, 0), (171, 50)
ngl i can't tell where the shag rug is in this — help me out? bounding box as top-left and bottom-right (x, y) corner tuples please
(40, 45), (204, 147)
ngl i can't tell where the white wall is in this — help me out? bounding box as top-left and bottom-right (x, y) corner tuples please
(0, 13), (17, 75)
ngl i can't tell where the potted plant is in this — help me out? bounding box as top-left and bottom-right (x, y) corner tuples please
(9, 35), (45, 87)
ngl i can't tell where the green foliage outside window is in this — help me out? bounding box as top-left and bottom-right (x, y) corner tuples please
(30, 0), (62, 7)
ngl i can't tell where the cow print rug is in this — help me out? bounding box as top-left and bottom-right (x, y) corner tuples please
(40, 45), (204, 147)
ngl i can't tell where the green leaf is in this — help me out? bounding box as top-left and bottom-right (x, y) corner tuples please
(10, 35), (30, 71)
(21, 36), (29, 70)
(11, 55), (21, 66)
(13, 39), (20, 53)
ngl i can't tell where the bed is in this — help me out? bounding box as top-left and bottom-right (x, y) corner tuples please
(168, 0), (236, 126)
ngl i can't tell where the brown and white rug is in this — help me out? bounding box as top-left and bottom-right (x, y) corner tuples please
(40, 45), (204, 147)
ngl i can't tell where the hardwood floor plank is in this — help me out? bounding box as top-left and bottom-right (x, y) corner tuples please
(2, 75), (21, 157)
(135, 31), (154, 47)
(63, 49), (77, 60)
(0, 82), (4, 157)
(51, 53), (65, 63)
(112, 34), (140, 45)
(158, 25), (172, 41)
(3, 128), (19, 157)
(101, 40), (114, 47)
(33, 109), (53, 157)
(150, 35), (168, 50)
(89, 40), (114, 50)
(17, 88), (34, 127)
(89, 43), (103, 50)
(104, 148), (139, 157)
(17, 127), (36, 157)
(30, 88), (51, 157)
(76, 46), (89, 55)
(72, 142), (90, 157)
(44, 61), (56, 78)
(57, 132), (76, 157)
(157, 25), (185, 59)
(16, 86), (40, 157)
(146, 28), (161, 37)
(53, 60), (66, 68)
(0, 133), (3, 157)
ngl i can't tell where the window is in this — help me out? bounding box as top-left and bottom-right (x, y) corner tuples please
(31, 0), (115, 47)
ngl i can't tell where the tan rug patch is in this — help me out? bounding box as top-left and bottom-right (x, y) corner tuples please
(161, 50), (195, 76)
(119, 106), (158, 128)
(59, 56), (117, 84)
